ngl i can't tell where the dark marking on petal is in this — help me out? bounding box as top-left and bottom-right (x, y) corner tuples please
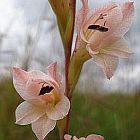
(88, 25), (100, 30)
(98, 26), (108, 32)
(88, 24), (108, 32)
(39, 86), (54, 95)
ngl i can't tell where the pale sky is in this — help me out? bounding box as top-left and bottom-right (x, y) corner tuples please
(0, 0), (139, 93)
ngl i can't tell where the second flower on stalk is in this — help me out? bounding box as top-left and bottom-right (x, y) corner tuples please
(74, 0), (134, 79)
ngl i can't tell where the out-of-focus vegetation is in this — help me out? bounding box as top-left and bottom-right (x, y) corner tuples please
(0, 79), (140, 140)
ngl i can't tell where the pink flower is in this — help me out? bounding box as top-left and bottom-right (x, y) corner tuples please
(76, 0), (134, 79)
(13, 62), (70, 140)
(64, 134), (104, 140)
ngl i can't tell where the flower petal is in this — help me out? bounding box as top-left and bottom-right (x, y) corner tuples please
(100, 37), (133, 58)
(88, 48), (118, 79)
(29, 70), (49, 80)
(47, 62), (58, 80)
(47, 62), (62, 86)
(86, 134), (104, 140)
(114, 2), (134, 36)
(79, 138), (86, 140)
(15, 101), (45, 125)
(92, 2), (117, 15)
(46, 96), (70, 120)
(28, 70), (60, 96)
(76, 0), (89, 34)
(13, 67), (34, 100)
(64, 134), (72, 140)
(73, 136), (81, 140)
(31, 115), (56, 140)
(88, 4), (123, 46)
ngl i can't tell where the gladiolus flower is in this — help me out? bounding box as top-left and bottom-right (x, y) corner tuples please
(76, 0), (134, 79)
(13, 62), (70, 140)
(64, 134), (104, 140)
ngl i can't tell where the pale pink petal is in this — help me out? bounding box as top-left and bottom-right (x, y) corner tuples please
(29, 70), (49, 80)
(76, 0), (89, 34)
(46, 96), (70, 120)
(79, 138), (86, 140)
(15, 101), (45, 125)
(92, 2), (118, 16)
(88, 48), (118, 79)
(13, 67), (34, 100)
(100, 38), (133, 58)
(114, 2), (134, 36)
(25, 78), (41, 96)
(64, 134), (72, 140)
(29, 70), (59, 90)
(31, 115), (56, 140)
(83, 2), (118, 31)
(47, 62), (58, 80)
(26, 73), (60, 98)
(88, 5), (123, 46)
(86, 134), (104, 140)
(73, 136), (81, 140)
(47, 62), (62, 86)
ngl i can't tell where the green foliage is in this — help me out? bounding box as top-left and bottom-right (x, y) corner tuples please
(0, 80), (140, 140)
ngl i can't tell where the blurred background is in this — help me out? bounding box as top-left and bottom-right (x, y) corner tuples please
(0, 0), (139, 140)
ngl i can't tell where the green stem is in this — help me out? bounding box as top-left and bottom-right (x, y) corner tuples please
(59, 1), (76, 140)
(68, 54), (85, 96)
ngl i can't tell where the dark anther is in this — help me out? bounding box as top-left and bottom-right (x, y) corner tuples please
(88, 24), (108, 32)
(39, 86), (54, 95)
(98, 26), (108, 32)
(88, 25), (100, 30)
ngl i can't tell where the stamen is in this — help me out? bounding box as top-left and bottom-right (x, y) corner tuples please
(88, 25), (100, 30)
(85, 13), (108, 40)
(103, 20), (107, 26)
(88, 24), (108, 32)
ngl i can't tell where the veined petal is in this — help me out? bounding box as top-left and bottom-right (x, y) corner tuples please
(84, 2), (118, 29)
(114, 2), (134, 36)
(76, 0), (89, 34)
(13, 67), (34, 100)
(88, 5), (123, 46)
(47, 62), (62, 88)
(15, 101), (45, 125)
(46, 96), (70, 120)
(86, 134), (104, 140)
(100, 38), (133, 58)
(47, 62), (58, 81)
(88, 48), (119, 79)
(92, 2), (118, 16)
(31, 115), (56, 140)
(29, 70), (49, 80)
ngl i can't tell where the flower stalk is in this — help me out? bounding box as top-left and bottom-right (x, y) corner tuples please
(49, 0), (76, 139)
